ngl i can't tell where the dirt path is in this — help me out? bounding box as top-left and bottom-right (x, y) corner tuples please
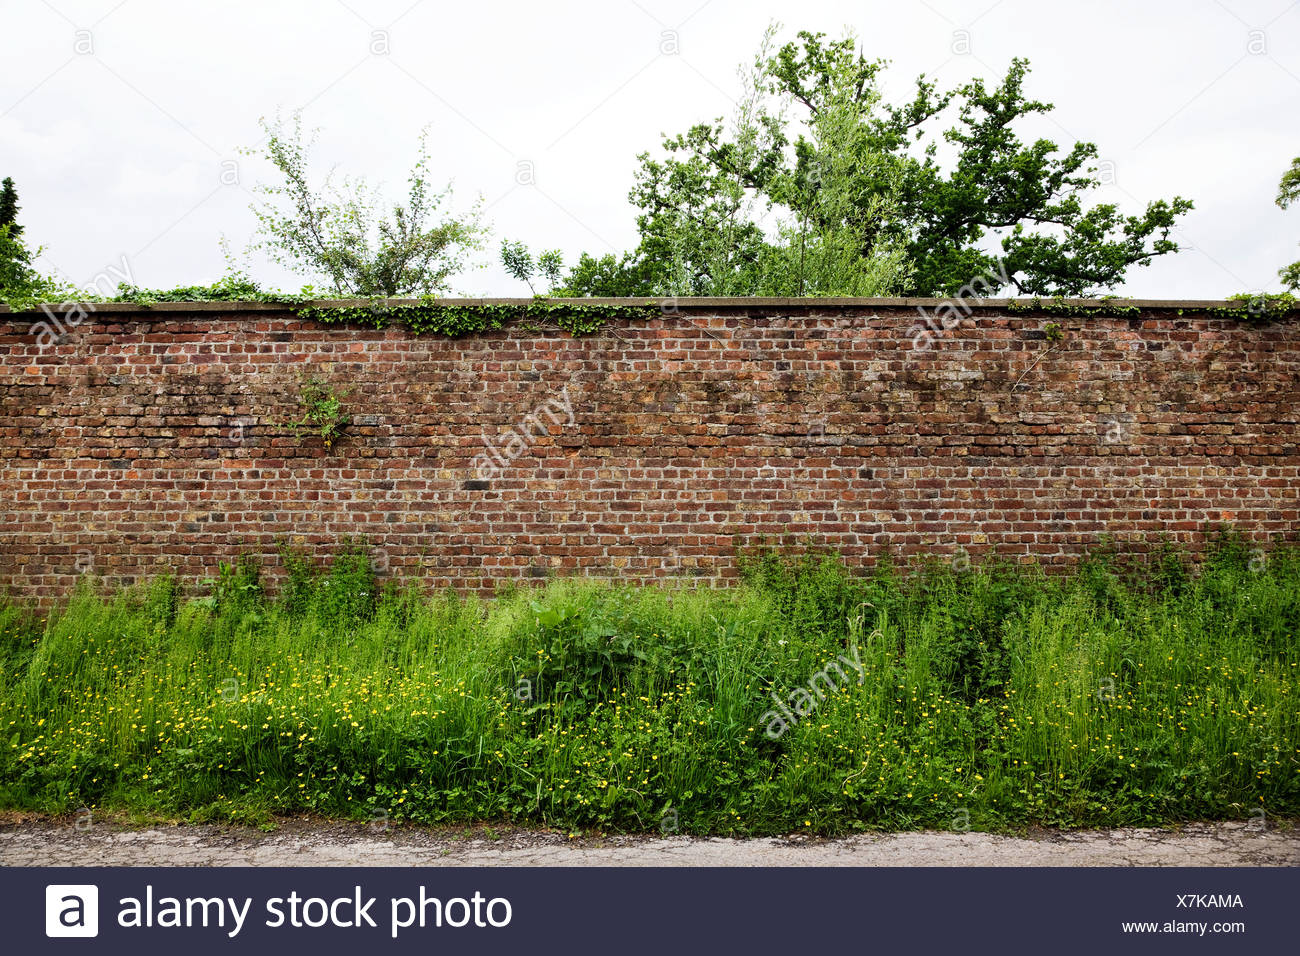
(2, 817), (1296, 866)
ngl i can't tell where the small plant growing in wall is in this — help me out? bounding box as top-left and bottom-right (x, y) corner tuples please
(292, 376), (350, 448)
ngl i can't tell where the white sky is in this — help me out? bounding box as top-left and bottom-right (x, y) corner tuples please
(3, 0), (1298, 298)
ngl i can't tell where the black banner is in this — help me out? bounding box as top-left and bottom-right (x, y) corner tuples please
(6, 866), (1290, 954)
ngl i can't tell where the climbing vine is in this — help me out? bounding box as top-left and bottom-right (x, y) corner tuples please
(101, 279), (659, 338)
(294, 298), (657, 337)
(1005, 296), (1142, 319)
(1207, 292), (1297, 323)
(1005, 293), (1299, 324)
(13, 277), (1297, 336)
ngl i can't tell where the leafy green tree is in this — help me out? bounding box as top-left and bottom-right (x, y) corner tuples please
(0, 177), (67, 306)
(1277, 155), (1300, 292)
(0, 224), (34, 296)
(756, 34), (912, 295)
(0, 227), (67, 306)
(0, 175), (30, 296)
(567, 28), (1192, 298)
(606, 27), (910, 297)
(245, 114), (486, 297)
(0, 177), (21, 239)
(499, 239), (564, 294)
(617, 33), (781, 296)
(554, 251), (658, 297)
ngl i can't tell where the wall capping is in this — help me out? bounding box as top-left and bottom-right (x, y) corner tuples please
(1, 296), (1295, 319)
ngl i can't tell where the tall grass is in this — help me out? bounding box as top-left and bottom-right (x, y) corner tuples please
(1, 537), (1296, 834)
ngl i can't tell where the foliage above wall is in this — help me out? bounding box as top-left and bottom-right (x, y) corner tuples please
(559, 28), (1195, 300)
(1210, 292), (1298, 323)
(244, 115), (487, 298)
(6, 272), (659, 338)
(0, 177), (67, 307)
(1277, 155), (1300, 293)
(1003, 292), (1298, 323)
(295, 298), (658, 338)
(4, 254), (1296, 339)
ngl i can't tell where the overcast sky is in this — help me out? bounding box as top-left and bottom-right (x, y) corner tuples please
(3, 0), (1298, 298)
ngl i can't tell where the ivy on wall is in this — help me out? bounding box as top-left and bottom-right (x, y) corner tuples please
(1005, 297), (1142, 319)
(294, 298), (659, 337)
(1207, 293), (1298, 323)
(7, 273), (1296, 338)
(1005, 292), (1298, 323)
(93, 281), (662, 338)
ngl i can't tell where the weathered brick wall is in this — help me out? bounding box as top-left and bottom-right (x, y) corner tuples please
(1, 299), (1297, 603)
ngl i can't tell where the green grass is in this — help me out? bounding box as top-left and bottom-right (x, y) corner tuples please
(1, 536), (1297, 834)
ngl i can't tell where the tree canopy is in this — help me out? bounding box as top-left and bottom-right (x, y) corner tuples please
(0, 176), (66, 306)
(245, 115), (487, 298)
(560, 29), (1193, 299)
(0, 178), (22, 239)
(1277, 155), (1300, 293)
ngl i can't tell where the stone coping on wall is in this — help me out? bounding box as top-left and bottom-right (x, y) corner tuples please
(1, 297), (1294, 317)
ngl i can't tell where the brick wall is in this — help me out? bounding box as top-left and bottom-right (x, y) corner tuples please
(1, 299), (1297, 604)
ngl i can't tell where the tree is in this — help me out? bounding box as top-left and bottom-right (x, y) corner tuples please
(0, 177), (21, 239)
(1277, 155), (1300, 292)
(554, 251), (658, 297)
(1, 224), (66, 305)
(608, 31), (784, 296)
(499, 239), (564, 295)
(586, 27), (909, 298)
(0, 176), (65, 305)
(246, 115), (486, 297)
(0, 224), (34, 296)
(565, 28), (1192, 298)
(0, 175), (31, 295)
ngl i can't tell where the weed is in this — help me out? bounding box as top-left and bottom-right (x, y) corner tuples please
(292, 377), (350, 448)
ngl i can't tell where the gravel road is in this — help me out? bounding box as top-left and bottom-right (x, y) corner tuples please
(2, 817), (1296, 866)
